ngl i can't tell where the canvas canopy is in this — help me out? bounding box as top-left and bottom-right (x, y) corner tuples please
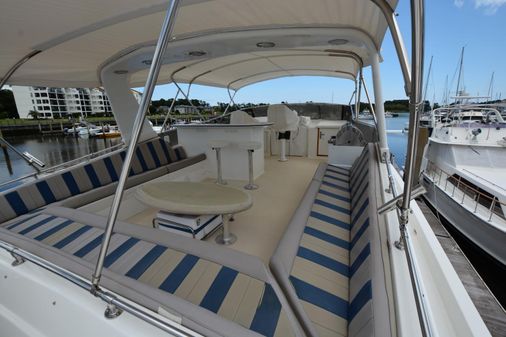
(1, 0), (398, 89)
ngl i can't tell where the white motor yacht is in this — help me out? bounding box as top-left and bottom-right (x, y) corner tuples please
(420, 104), (506, 268)
(0, 1), (492, 337)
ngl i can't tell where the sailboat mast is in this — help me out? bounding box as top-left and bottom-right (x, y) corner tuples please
(422, 55), (433, 111)
(442, 75), (448, 106)
(487, 71), (495, 102)
(455, 47), (465, 100)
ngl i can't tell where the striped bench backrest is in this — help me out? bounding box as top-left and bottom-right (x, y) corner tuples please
(0, 138), (185, 224)
(280, 145), (375, 337)
(347, 146), (373, 337)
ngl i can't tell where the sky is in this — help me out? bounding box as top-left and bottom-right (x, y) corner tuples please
(146, 0), (506, 106)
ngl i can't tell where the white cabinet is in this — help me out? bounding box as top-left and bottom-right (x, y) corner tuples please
(317, 128), (338, 156)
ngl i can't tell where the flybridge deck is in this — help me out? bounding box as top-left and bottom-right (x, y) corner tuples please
(0, 0), (495, 336)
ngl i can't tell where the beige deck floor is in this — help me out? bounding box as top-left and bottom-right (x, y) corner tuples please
(126, 156), (322, 263)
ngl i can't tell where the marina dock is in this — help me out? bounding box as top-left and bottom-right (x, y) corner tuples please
(417, 199), (506, 337)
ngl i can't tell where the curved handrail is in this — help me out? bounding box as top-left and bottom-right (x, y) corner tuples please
(431, 106), (505, 127)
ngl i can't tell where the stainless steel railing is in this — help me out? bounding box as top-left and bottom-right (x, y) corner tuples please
(0, 240), (198, 337)
(430, 106), (505, 127)
(0, 142), (125, 189)
(0, 137), (45, 172)
(382, 151), (435, 337)
(424, 161), (506, 222)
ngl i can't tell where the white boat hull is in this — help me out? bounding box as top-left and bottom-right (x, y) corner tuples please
(0, 249), (178, 337)
(421, 174), (506, 266)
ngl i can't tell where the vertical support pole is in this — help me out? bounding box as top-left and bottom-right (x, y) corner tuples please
(279, 138), (287, 162)
(396, 1), (433, 337)
(215, 147), (226, 185)
(400, 0), (425, 217)
(244, 149), (258, 190)
(91, 0), (181, 291)
(215, 214), (237, 245)
(352, 79), (358, 120)
(371, 53), (389, 159)
(355, 69), (363, 121)
(160, 88), (181, 132)
(248, 150), (254, 185)
(0, 128), (12, 175)
(361, 75), (378, 128)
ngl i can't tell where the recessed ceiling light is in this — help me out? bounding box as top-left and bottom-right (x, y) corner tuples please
(328, 39), (348, 45)
(188, 50), (207, 57)
(256, 41), (276, 48)
(113, 70), (128, 74)
(142, 59), (152, 65)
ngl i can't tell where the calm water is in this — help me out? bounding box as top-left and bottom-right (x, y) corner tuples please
(1, 117), (410, 184)
(0, 135), (121, 183)
(384, 114), (409, 168)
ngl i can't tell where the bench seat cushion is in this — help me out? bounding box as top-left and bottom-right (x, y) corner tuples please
(271, 145), (389, 337)
(1, 206), (303, 337)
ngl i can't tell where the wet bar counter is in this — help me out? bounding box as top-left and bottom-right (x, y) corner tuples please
(176, 123), (271, 181)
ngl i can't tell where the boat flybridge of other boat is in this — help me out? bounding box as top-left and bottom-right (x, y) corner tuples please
(0, 1), (492, 337)
(421, 104), (506, 268)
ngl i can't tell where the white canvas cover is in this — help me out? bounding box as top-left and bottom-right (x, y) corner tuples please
(1, 0), (398, 88)
(267, 104), (300, 132)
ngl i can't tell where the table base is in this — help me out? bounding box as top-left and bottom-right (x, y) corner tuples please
(215, 233), (237, 245)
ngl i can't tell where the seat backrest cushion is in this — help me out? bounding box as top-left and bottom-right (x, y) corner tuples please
(0, 137), (179, 224)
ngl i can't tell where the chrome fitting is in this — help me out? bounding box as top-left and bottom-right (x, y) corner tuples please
(104, 304), (123, 319)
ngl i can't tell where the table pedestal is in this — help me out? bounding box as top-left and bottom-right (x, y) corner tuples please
(215, 214), (236, 245)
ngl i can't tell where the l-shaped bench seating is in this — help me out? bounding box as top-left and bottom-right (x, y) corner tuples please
(270, 144), (392, 337)
(0, 143), (390, 337)
(0, 137), (206, 225)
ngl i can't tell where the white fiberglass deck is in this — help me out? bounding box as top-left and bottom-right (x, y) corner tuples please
(457, 165), (506, 198)
(124, 156), (322, 263)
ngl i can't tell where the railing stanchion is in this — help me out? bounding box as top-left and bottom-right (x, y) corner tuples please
(489, 198), (496, 221)
(91, 0), (181, 291)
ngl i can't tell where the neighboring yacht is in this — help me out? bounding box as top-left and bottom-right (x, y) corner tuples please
(420, 104), (506, 268)
(0, 1), (492, 337)
(358, 109), (374, 120)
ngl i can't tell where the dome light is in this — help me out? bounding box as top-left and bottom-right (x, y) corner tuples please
(188, 50), (207, 57)
(256, 41), (276, 48)
(328, 39), (348, 45)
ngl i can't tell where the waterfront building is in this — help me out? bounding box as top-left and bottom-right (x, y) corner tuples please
(174, 104), (200, 114)
(11, 86), (141, 119)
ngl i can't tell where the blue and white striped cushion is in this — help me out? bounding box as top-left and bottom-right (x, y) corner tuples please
(4, 212), (296, 337)
(287, 147), (372, 337)
(0, 138), (182, 224)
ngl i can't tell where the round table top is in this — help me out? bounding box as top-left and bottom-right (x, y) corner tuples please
(136, 181), (253, 215)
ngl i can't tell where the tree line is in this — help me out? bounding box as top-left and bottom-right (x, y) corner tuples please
(0, 89), (19, 119)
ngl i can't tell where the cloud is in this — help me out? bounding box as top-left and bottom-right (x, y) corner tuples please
(453, 0), (506, 13)
(474, 0), (506, 14)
